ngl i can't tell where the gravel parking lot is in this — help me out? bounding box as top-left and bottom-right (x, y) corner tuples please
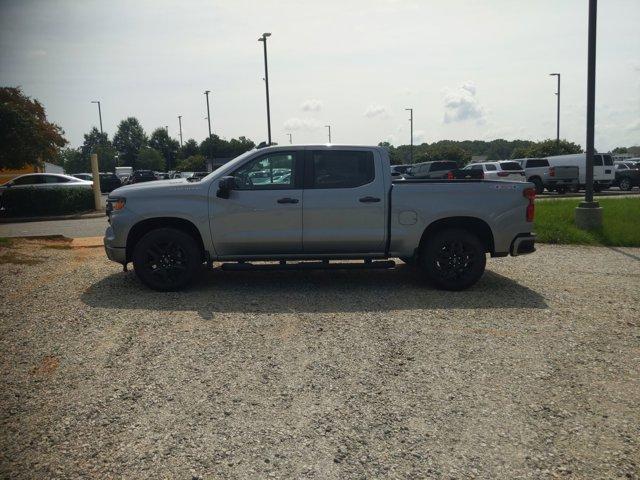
(1, 239), (639, 479)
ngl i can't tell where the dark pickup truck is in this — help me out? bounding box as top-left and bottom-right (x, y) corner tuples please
(406, 161), (484, 180)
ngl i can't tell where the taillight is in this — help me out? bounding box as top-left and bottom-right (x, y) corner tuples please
(549, 167), (556, 177)
(523, 187), (535, 222)
(497, 171), (509, 177)
(447, 171), (454, 180)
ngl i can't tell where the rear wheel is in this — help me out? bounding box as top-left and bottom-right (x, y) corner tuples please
(619, 178), (632, 191)
(132, 228), (202, 291)
(555, 185), (568, 194)
(530, 177), (544, 195)
(593, 183), (602, 193)
(419, 228), (486, 291)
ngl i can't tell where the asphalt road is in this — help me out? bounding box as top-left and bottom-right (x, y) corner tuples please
(1, 240), (638, 479)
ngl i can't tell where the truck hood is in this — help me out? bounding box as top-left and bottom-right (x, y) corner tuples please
(109, 178), (200, 197)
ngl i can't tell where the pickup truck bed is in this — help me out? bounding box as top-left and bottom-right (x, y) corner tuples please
(104, 145), (535, 291)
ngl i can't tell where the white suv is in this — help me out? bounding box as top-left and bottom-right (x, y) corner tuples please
(462, 161), (526, 181)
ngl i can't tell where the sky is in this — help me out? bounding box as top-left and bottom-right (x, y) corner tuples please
(1, 0), (639, 152)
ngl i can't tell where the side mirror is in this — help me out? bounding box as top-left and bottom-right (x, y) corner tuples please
(216, 176), (236, 199)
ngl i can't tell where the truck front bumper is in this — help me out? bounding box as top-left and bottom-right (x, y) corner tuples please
(104, 225), (126, 264)
(510, 233), (536, 256)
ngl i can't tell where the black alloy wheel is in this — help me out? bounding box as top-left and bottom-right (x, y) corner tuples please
(420, 228), (486, 290)
(132, 228), (202, 291)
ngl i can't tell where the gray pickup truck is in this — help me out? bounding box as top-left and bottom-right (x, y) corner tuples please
(104, 145), (536, 291)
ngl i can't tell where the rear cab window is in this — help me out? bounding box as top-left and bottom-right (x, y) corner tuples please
(309, 150), (375, 188)
(525, 159), (549, 168)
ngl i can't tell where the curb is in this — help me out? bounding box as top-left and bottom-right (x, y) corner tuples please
(0, 211), (105, 224)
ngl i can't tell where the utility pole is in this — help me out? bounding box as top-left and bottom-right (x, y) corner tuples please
(287, 133), (292, 144)
(258, 32), (272, 144)
(165, 125), (169, 134)
(178, 115), (183, 146)
(405, 108), (413, 163)
(575, 0), (602, 230)
(204, 90), (213, 163)
(325, 125), (331, 143)
(549, 73), (561, 148)
(91, 101), (103, 134)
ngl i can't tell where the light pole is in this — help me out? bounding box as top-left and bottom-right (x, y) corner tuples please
(91, 100), (103, 134)
(165, 125), (169, 134)
(325, 125), (331, 143)
(405, 108), (413, 163)
(178, 116), (183, 146)
(549, 73), (561, 148)
(575, 0), (602, 230)
(204, 90), (213, 162)
(258, 32), (272, 145)
(287, 133), (292, 144)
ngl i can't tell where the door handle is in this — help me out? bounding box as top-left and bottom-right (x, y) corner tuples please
(359, 196), (381, 203)
(277, 197), (299, 204)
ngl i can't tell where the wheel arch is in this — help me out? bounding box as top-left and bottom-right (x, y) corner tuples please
(126, 217), (206, 262)
(418, 216), (495, 254)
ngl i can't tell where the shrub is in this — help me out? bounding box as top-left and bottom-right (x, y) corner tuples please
(1, 187), (94, 217)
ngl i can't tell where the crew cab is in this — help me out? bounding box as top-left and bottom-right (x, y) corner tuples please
(104, 145), (536, 291)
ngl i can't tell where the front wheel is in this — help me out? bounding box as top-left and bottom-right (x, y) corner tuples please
(530, 177), (544, 195)
(132, 228), (202, 291)
(619, 178), (632, 191)
(419, 228), (486, 291)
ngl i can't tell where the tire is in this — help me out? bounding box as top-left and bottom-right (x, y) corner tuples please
(132, 228), (202, 291)
(555, 186), (568, 194)
(419, 228), (486, 291)
(619, 178), (632, 191)
(530, 177), (544, 195)
(593, 183), (602, 193)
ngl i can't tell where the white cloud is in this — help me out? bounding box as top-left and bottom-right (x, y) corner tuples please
(443, 82), (485, 124)
(300, 99), (323, 112)
(413, 130), (426, 143)
(283, 117), (322, 131)
(364, 104), (388, 118)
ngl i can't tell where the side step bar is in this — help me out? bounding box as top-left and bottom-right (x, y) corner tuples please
(220, 260), (396, 272)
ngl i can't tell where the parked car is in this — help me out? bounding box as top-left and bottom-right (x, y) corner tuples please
(407, 161), (459, 179)
(73, 172), (122, 193)
(115, 166), (133, 181)
(0, 173), (92, 206)
(513, 157), (579, 194)
(127, 170), (158, 184)
(104, 145), (536, 292)
(155, 172), (171, 180)
(390, 164), (412, 178)
(545, 153), (615, 192)
(613, 161), (640, 191)
(462, 161), (526, 181)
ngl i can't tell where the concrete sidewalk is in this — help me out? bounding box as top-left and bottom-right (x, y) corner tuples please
(0, 216), (107, 238)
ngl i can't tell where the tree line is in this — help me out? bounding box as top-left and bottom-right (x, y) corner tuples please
(59, 117), (256, 174)
(1, 87), (637, 173)
(379, 138), (584, 166)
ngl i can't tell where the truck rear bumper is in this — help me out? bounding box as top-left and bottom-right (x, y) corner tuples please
(510, 234), (536, 256)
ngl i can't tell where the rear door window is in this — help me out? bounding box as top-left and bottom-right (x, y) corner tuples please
(603, 155), (613, 166)
(526, 159), (549, 168)
(431, 161), (457, 171)
(310, 150), (375, 188)
(485, 164), (497, 171)
(500, 162), (523, 171)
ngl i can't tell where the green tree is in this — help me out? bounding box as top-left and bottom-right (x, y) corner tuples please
(421, 143), (472, 165)
(176, 154), (206, 172)
(611, 146), (628, 154)
(113, 117), (147, 168)
(180, 138), (200, 159)
(60, 148), (85, 174)
(512, 139), (582, 158)
(0, 87), (67, 169)
(78, 127), (117, 172)
(136, 147), (165, 171)
(200, 135), (256, 160)
(149, 128), (180, 170)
